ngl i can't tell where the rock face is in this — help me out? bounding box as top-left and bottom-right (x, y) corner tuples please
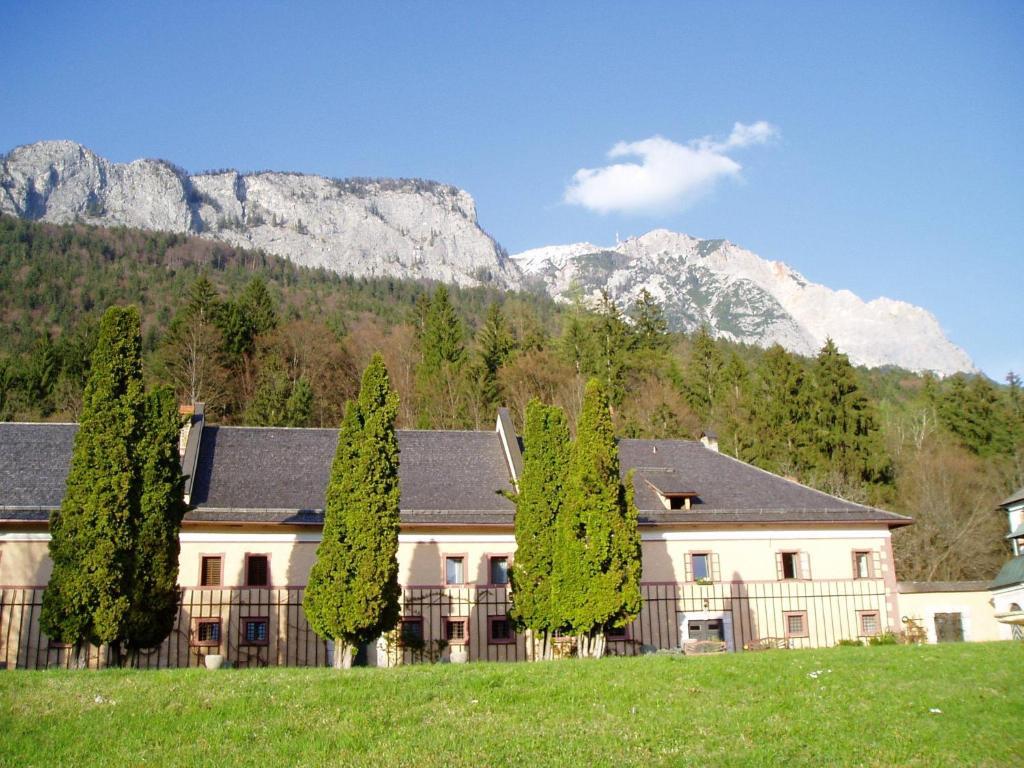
(1, 141), (975, 374)
(0, 141), (519, 288)
(513, 230), (976, 375)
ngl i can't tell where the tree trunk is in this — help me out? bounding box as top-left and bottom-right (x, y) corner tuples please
(74, 642), (88, 670)
(333, 639), (353, 670)
(592, 633), (606, 660)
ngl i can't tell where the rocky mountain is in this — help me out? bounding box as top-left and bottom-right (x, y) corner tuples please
(513, 230), (975, 375)
(0, 140), (519, 288)
(1, 141), (974, 374)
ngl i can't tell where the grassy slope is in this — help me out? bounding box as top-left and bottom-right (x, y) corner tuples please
(1, 644), (1021, 767)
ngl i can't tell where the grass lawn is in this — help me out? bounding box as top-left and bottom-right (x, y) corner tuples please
(1, 642), (1021, 767)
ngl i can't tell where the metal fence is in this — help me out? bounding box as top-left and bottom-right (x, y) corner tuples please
(1, 579), (889, 669)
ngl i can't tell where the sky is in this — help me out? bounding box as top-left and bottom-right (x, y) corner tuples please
(1, 1), (1021, 378)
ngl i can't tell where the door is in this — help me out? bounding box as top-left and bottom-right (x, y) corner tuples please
(934, 612), (964, 642)
(688, 619), (725, 642)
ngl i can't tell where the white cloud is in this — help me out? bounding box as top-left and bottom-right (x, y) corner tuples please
(564, 122), (779, 215)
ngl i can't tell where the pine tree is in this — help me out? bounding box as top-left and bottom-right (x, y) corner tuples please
(246, 356), (292, 426)
(683, 326), (724, 424)
(304, 353), (401, 669)
(415, 284), (466, 428)
(551, 378), (642, 658)
(629, 288), (669, 351)
(286, 377), (314, 427)
(41, 306), (147, 662)
(508, 399), (570, 660)
(810, 339), (888, 488)
(747, 345), (812, 475)
(124, 387), (186, 658)
(475, 303), (516, 411)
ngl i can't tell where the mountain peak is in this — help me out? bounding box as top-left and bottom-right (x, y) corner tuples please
(512, 229), (974, 375)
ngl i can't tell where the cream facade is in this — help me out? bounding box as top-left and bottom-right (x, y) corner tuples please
(8, 409), (994, 670)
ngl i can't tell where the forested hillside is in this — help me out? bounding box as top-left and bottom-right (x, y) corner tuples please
(1, 215), (1021, 581)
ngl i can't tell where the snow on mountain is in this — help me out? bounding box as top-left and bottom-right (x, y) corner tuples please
(513, 229), (975, 375)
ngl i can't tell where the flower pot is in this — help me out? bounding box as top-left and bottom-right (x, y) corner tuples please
(204, 653), (225, 670)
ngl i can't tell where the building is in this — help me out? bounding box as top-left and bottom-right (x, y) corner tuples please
(0, 407), (916, 668)
(990, 487), (1024, 639)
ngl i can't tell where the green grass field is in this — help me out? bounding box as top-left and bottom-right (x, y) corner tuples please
(2, 643), (1021, 767)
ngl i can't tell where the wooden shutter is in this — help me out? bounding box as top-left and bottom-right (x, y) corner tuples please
(201, 556), (222, 587)
(683, 553), (693, 582)
(799, 551), (811, 581)
(851, 550), (859, 579)
(710, 552), (721, 582)
(871, 550), (882, 579)
(775, 552), (784, 581)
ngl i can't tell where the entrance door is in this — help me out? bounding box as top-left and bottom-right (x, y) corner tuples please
(688, 619), (725, 642)
(934, 612), (964, 642)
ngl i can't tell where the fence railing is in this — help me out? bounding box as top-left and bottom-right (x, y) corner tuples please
(1, 579), (889, 669)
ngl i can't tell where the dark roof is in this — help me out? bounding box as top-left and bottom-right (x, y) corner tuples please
(637, 468), (696, 496)
(619, 439), (910, 526)
(0, 423), (76, 511)
(990, 555), (1024, 591)
(188, 427), (516, 522)
(898, 581), (992, 594)
(0, 423), (908, 529)
(1000, 486), (1024, 508)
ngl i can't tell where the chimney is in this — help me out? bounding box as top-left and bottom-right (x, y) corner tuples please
(700, 430), (719, 452)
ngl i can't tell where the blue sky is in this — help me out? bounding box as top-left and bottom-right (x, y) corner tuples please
(1, 1), (1021, 378)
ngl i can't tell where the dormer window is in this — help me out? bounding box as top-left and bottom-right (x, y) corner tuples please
(638, 469), (697, 512)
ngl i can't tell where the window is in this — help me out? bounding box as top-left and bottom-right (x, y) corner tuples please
(246, 554), (270, 587)
(242, 618), (269, 646)
(200, 555), (223, 587)
(192, 618), (222, 647)
(858, 611), (880, 637)
(488, 556), (509, 586)
(445, 618), (468, 645)
(691, 553), (710, 582)
(853, 551), (873, 580)
(400, 617), (424, 645)
(444, 555), (465, 585)
(784, 611), (808, 639)
(488, 616), (514, 644)
(780, 552), (799, 580)
(669, 496), (687, 510)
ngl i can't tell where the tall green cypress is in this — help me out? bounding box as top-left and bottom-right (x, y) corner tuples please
(551, 378), (642, 658)
(124, 387), (187, 657)
(41, 306), (147, 661)
(508, 399), (570, 660)
(304, 353), (401, 669)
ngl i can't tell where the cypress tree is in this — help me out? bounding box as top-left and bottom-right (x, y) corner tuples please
(551, 378), (642, 658)
(304, 353), (401, 669)
(40, 306), (147, 663)
(508, 398), (570, 660)
(124, 388), (187, 658)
